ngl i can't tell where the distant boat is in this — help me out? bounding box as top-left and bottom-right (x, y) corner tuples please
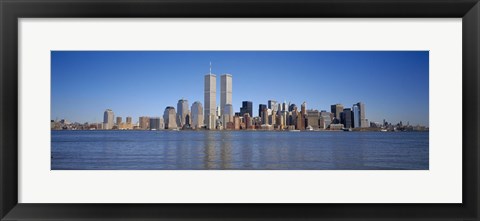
(380, 129), (388, 132)
(289, 130), (301, 132)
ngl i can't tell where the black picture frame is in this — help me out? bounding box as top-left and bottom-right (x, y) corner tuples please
(1, 0), (479, 220)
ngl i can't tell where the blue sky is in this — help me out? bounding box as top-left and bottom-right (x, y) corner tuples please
(51, 51), (429, 126)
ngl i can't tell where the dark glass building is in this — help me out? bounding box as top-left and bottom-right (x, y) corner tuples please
(341, 108), (353, 128)
(258, 104), (267, 118)
(240, 101), (253, 118)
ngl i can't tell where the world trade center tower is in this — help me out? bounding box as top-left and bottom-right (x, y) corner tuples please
(204, 65), (216, 129)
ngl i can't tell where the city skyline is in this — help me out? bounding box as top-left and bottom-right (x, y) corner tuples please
(51, 51), (429, 126)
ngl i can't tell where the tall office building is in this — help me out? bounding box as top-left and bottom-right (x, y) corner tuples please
(177, 99), (189, 128)
(301, 102), (307, 115)
(319, 111), (332, 129)
(149, 117), (162, 130)
(126, 117), (132, 125)
(341, 108), (353, 128)
(116, 117), (122, 126)
(357, 102), (368, 128)
(240, 101), (253, 118)
(163, 106), (178, 129)
(331, 104), (344, 123)
(258, 104), (267, 118)
(268, 100), (277, 112)
(204, 66), (216, 130)
(222, 104), (233, 128)
(220, 74), (233, 117)
(103, 109), (114, 130)
(306, 109), (320, 129)
(139, 116), (150, 130)
(191, 101), (204, 129)
(352, 104), (360, 128)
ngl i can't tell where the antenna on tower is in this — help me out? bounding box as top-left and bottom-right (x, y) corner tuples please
(209, 61), (212, 74)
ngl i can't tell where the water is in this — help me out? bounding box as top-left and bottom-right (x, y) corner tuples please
(51, 130), (429, 170)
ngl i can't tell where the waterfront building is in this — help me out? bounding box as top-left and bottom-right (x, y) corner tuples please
(116, 117), (122, 126)
(357, 102), (368, 128)
(222, 104), (233, 128)
(103, 109), (114, 130)
(139, 116), (150, 130)
(163, 106), (178, 129)
(240, 101), (253, 118)
(306, 109), (320, 129)
(341, 108), (353, 128)
(352, 104), (360, 128)
(220, 74), (233, 117)
(329, 123), (344, 130)
(319, 111), (332, 129)
(282, 101), (287, 112)
(296, 112), (304, 130)
(177, 99), (189, 128)
(330, 104), (344, 123)
(149, 117), (162, 130)
(233, 116), (241, 130)
(125, 117), (133, 130)
(191, 101), (204, 129)
(259, 104), (267, 118)
(244, 113), (252, 129)
(204, 67), (216, 129)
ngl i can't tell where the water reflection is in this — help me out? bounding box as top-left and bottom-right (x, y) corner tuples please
(51, 131), (429, 170)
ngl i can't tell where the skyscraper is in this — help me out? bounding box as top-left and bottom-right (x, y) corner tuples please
(222, 104), (233, 128)
(149, 117), (162, 130)
(357, 102), (368, 128)
(240, 101), (253, 118)
(177, 99), (189, 128)
(163, 106), (178, 129)
(191, 101), (204, 129)
(220, 74), (233, 117)
(139, 116), (150, 130)
(341, 108), (353, 128)
(204, 66), (216, 130)
(352, 103), (360, 128)
(258, 104), (267, 118)
(103, 109), (114, 130)
(268, 100), (277, 112)
(331, 104), (344, 123)
(116, 117), (122, 126)
(301, 102), (307, 115)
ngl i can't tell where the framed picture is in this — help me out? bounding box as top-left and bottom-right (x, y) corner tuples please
(1, 0), (479, 220)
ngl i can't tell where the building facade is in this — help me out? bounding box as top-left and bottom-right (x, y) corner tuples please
(177, 99), (189, 128)
(204, 73), (216, 129)
(191, 101), (204, 129)
(330, 104), (344, 123)
(220, 74), (233, 118)
(240, 101), (253, 118)
(103, 109), (114, 130)
(139, 116), (150, 130)
(163, 106), (178, 129)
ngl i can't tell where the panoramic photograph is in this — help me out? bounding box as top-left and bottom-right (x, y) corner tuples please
(51, 51), (429, 170)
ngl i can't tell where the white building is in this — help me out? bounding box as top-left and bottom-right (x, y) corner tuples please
(204, 70), (216, 129)
(191, 101), (204, 129)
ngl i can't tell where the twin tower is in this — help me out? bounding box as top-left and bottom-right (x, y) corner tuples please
(204, 65), (232, 130)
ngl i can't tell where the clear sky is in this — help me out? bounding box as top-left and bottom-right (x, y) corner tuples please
(51, 51), (429, 126)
